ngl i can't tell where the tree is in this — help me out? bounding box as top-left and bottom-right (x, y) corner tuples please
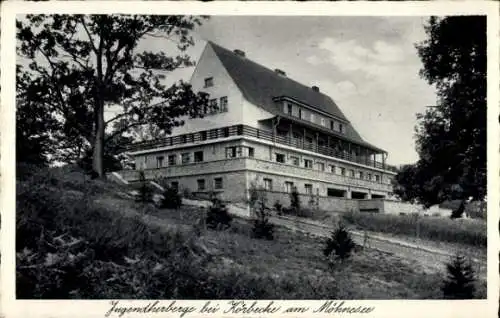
(17, 15), (209, 177)
(392, 164), (421, 204)
(77, 132), (133, 174)
(442, 254), (476, 299)
(16, 66), (60, 167)
(395, 16), (486, 207)
(323, 222), (355, 261)
(289, 186), (301, 214)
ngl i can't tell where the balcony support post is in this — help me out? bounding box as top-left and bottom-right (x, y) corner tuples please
(316, 132), (319, 152)
(345, 188), (352, 199)
(303, 128), (306, 150)
(289, 123), (293, 144)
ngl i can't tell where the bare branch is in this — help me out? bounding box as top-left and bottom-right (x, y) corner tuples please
(35, 49), (94, 141)
(144, 32), (182, 45)
(104, 100), (166, 125)
(80, 17), (98, 54)
(105, 120), (151, 142)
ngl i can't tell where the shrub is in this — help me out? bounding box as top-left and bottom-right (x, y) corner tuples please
(248, 182), (260, 207)
(205, 197), (232, 230)
(252, 193), (274, 240)
(308, 192), (319, 211)
(289, 186), (300, 214)
(450, 201), (466, 219)
(442, 254), (476, 299)
(182, 187), (193, 199)
(138, 171), (152, 203)
(323, 222), (356, 261)
(159, 187), (182, 209)
(273, 200), (283, 215)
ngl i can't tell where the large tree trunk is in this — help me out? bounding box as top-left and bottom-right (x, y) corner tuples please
(92, 104), (105, 178)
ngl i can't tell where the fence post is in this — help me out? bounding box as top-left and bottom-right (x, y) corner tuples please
(416, 214), (420, 239)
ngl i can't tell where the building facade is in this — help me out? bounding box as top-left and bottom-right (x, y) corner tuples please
(119, 42), (398, 205)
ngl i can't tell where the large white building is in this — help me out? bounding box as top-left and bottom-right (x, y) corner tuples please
(117, 42), (398, 210)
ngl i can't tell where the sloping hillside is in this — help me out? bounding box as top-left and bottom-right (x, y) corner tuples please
(16, 166), (486, 299)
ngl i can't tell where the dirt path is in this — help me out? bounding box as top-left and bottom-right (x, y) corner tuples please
(269, 215), (487, 280)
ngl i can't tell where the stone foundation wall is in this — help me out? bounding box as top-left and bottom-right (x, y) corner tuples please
(255, 190), (359, 213)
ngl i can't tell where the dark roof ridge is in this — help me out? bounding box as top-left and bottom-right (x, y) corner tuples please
(209, 42), (333, 98)
(208, 41), (348, 119)
(206, 41), (385, 153)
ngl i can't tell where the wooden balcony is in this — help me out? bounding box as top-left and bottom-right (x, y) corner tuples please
(124, 124), (399, 173)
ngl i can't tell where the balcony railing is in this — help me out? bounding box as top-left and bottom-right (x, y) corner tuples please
(125, 124), (398, 173)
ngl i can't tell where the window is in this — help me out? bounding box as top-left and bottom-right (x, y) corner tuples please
(214, 177), (223, 189)
(298, 109), (302, 119)
(209, 98), (218, 114)
(359, 171), (364, 179)
(330, 120), (334, 130)
(285, 181), (294, 193)
(226, 147), (237, 158)
(168, 154), (177, 166)
(329, 165), (336, 173)
(275, 153), (285, 163)
(181, 153), (191, 164)
(170, 181), (179, 191)
(321, 118), (326, 126)
(328, 188), (345, 198)
(156, 156), (164, 168)
(204, 77), (213, 88)
(194, 151), (204, 162)
(375, 175), (381, 183)
(304, 159), (313, 169)
(305, 184), (313, 195)
(367, 173), (372, 181)
(310, 113), (315, 123)
(340, 167), (346, 176)
(197, 179), (206, 191)
(226, 146), (252, 158)
(290, 156), (300, 166)
(317, 162), (325, 171)
(349, 169), (355, 178)
(339, 123), (344, 133)
(219, 96), (228, 112)
(264, 178), (273, 191)
(287, 103), (293, 115)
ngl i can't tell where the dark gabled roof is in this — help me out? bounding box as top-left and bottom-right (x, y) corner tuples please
(208, 41), (386, 152)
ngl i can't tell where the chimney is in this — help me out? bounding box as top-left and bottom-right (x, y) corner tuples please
(233, 49), (246, 57)
(312, 86), (320, 92)
(274, 69), (286, 77)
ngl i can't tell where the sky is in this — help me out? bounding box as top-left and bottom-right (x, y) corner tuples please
(17, 15), (438, 166)
(137, 16), (438, 166)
